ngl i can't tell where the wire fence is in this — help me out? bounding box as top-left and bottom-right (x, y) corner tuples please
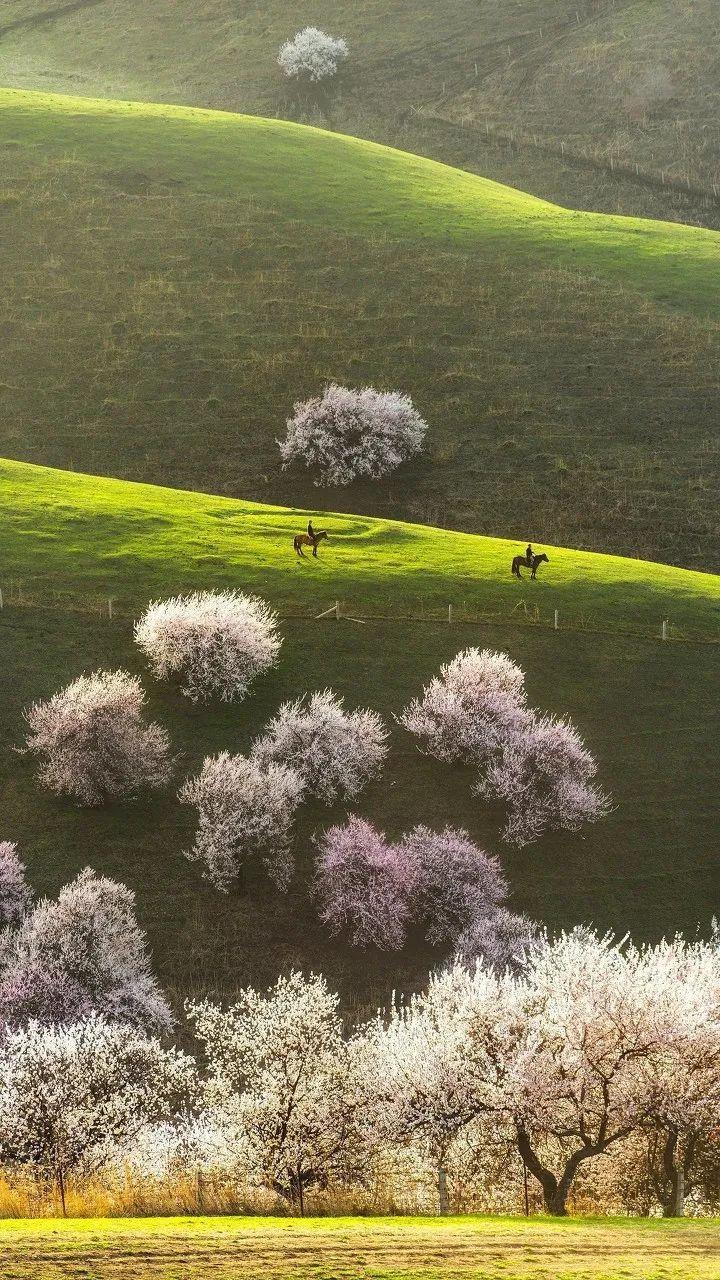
(0, 583), (717, 649)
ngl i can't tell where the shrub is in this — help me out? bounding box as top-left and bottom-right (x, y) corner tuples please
(314, 817), (416, 950)
(478, 713), (611, 846)
(277, 28), (349, 84)
(135, 590), (281, 703)
(0, 843), (32, 928)
(179, 753), (304, 893)
(279, 383), (428, 486)
(398, 648), (527, 764)
(252, 689), (388, 804)
(398, 825), (507, 946)
(0, 868), (172, 1033)
(23, 670), (171, 806)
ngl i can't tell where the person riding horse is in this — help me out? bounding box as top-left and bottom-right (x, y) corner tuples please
(512, 545), (549, 578)
(293, 519), (329, 558)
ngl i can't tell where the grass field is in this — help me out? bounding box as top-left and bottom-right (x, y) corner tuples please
(1, 0), (718, 220)
(2, 89), (720, 567)
(1, 1215), (719, 1279)
(0, 459), (718, 1007)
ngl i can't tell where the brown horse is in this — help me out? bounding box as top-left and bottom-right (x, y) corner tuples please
(294, 530), (328, 558)
(512, 552), (549, 579)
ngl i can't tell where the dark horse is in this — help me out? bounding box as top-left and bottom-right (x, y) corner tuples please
(294, 529), (329, 558)
(512, 551), (549, 579)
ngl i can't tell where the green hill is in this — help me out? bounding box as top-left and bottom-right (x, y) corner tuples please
(0, 0), (717, 226)
(2, 89), (720, 569)
(1, 458), (717, 1007)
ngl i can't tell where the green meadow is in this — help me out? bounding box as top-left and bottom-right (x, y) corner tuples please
(0, 459), (717, 1006)
(1, 89), (720, 567)
(0, 1215), (719, 1279)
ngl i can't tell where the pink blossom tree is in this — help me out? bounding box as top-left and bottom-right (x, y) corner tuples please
(398, 648), (528, 765)
(455, 907), (538, 971)
(0, 868), (172, 1033)
(279, 383), (428, 486)
(0, 842), (32, 927)
(252, 689), (388, 804)
(478, 713), (611, 846)
(179, 753), (304, 893)
(314, 817), (416, 950)
(22, 670), (171, 806)
(135, 590), (281, 703)
(397, 825), (507, 946)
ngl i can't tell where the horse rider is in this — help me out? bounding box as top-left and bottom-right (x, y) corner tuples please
(525, 543), (533, 566)
(307, 519), (316, 544)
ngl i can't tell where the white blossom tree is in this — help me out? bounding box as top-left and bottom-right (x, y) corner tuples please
(188, 972), (369, 1212)
(0, 1016), (194, 1213)
(135, 591), (281, 703)
(0, 842), (32, 927)
(398, 648), (527, 765)
(279, 384), (428, 486)
(478, 713), (611, 846)
(361, 963), (520, 1213)
(252, 690), (388, 804)
(22, 670), (171, 806)
(313, 817), (416, 950)
(510, 930), (665, 1215)
(0, 868), (172, 1033)
(634, 937), (720, 1216)
(179, 753), (304, 892)
(277, 28), (349, 84)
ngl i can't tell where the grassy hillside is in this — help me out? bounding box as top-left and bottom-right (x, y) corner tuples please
(0, 459), (718, 1008)
(2, 89), (720, 568)
(2, 1216), (720, 1277)
(0, 0), (718, 227)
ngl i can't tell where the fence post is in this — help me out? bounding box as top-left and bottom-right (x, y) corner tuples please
(0, 587), (3, 609)
(335, 601), (340, 620)
(448, 604), (453, 624)
(554, 609), (559, 631)
(108, 598), (113, 620)
(662, 619), (668, 641)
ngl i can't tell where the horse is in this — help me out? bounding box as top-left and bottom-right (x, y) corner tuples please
(293, 530), (328, 558)
(512, 552), (549, 579)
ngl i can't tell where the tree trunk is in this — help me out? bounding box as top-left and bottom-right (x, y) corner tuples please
(515, 1126), (589, 1216)
(661, 1130), (685, 1218)
(56, 1165), (67, 1218)
(437, 1164), (450, 1215)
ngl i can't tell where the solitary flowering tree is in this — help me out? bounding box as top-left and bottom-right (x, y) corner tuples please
(0, 868), (172, 1033)
(179, 753), (304, 892)
(314, 817), (416, 950)
(478, 713), (611, 846)
(279, 384), (428, 486)
(0, 842), (32, 927)
(135, 591), (281, 703)
(252, 690), (388, 804)
(0, 1016), (195, 1214)
(277, 28), (349, 85)
(188, 972), (369, 1212)
(398, 649), (528, 766)
(22, 670), (171, 806)
(398, 826), (507, 947)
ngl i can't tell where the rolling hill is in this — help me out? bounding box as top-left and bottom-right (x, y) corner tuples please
(0, 458), (718, 1008)
(0, 0), (717, 228)
(2, 89), (720, 569)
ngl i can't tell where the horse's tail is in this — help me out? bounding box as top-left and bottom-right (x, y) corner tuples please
(511, 559), (518, 576)
(293, 535), (301, 550)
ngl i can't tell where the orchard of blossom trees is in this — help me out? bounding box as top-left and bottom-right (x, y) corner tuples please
(1, 932), (720, 1218)
(17, 602), (611, 965)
